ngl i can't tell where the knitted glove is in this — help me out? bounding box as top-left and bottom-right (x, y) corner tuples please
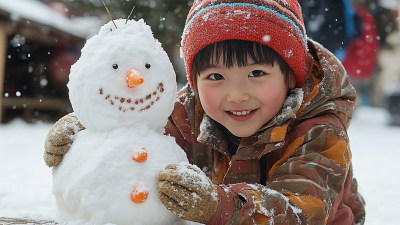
(44, 113), (85, 167)
(158, 162), (218, 224)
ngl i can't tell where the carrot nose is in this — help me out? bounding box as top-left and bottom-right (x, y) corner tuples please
(126, 71), (144, 88)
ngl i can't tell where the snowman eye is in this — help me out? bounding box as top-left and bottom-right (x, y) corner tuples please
(145, 63), (151, 69)
(112, 64), (118, 69)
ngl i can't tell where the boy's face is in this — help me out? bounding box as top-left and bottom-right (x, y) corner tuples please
(196, 59), (295, 138)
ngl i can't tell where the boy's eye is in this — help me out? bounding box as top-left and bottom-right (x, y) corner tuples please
(249, 70), (265, 77)
(208, 73), (224, 80)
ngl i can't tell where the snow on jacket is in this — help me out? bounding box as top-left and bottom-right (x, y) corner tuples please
(165, 40), (365, 225)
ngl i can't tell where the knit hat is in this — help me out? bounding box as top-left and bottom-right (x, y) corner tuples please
(181, 0), (308, 88)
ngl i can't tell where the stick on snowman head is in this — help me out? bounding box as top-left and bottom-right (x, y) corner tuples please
(68, 2), (177, 132)
(102, 0), (136, 30)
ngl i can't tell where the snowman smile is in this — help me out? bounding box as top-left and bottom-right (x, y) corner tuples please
(99, 82), (164, 112)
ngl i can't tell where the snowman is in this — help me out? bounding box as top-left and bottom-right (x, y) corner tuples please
(52, 18), (190, 225)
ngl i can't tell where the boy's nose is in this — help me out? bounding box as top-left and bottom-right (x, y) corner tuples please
(226, 87), (250, 103)
(126, 70), (144, 88)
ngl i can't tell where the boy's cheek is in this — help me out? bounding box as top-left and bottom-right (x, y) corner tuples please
(198, 88), (221, 116)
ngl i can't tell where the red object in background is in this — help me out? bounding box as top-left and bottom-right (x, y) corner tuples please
(49, 2), (69, 18)
(49, 46), (79, 84)
(341, 5), (379, 80)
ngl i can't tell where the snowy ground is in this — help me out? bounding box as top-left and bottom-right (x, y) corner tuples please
(0, 106), (399, 224)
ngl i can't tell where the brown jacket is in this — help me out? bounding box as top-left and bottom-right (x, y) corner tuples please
(166, 40), (365, 224)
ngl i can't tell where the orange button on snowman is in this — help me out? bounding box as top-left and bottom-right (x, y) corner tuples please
(130, 144), (149, 204)
(125, 72), (149, 204)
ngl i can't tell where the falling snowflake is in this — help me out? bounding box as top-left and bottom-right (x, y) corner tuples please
(284, 49), (294, 58)
(263, 35), (271, 42)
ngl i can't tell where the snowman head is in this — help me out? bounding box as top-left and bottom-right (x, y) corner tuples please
(68, 19), (177, 131)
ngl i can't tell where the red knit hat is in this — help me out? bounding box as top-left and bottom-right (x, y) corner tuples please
(181, 0), (308, 88)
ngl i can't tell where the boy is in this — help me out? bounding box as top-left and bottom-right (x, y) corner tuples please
(44, 0), (365, 224)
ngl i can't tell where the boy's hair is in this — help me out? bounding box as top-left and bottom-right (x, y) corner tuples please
(192, 40), (295, 86)
(181, 0), (307, 90)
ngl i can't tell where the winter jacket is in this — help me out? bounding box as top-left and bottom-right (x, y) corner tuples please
(165, 40), (365, 225)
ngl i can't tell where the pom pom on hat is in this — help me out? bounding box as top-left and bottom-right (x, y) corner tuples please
(181, 0), (308, 89)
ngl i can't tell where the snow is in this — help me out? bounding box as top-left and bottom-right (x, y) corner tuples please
(248, 184), (303, 223)
(173, 162), (218, 201)
(0, 106), (399, 224)
(348, 107), (400, 225)
(262, 35), (271, 42)
(0, 0), (100, 38)
(378, 0), (398, 10)
(0, 120), (55, 220)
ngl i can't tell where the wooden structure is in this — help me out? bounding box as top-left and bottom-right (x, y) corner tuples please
(0, 21), (5, 122)
(0, 217), (57, 225)
(0, 2), (90, 123)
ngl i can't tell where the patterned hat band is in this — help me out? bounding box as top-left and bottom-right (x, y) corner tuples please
(184, 2), (307, 46)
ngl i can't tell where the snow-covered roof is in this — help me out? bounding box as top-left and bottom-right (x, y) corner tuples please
(0, 0), (101, 38)
(378, 0), (399, 10)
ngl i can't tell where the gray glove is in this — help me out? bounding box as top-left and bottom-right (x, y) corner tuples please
(44, 113), (85, 167)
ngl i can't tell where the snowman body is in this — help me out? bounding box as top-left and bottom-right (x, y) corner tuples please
(52, 19), (189, 225)
(53, 125), (187, 225)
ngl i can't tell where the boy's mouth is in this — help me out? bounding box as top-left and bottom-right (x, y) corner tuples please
(229, 110), (252, 116)
(226, 109), (256, 121)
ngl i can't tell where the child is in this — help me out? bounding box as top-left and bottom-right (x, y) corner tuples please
(44, 0), (365, 224)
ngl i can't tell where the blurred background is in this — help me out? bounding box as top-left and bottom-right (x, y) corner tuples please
(0, 0), (399, 124)
(0, 0), (193, 123)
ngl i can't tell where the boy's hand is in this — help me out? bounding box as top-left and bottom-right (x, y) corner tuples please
(158, 163), (218, 223)
(44, 113), (85, 167)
